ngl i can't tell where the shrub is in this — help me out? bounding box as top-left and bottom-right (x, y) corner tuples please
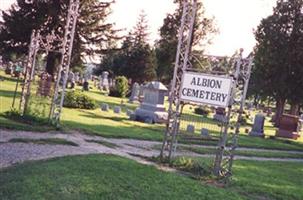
(172, 157), (212, 177)
(194, 106), (211, 116)
(109, 76), (129, 98)
(63, 90), (97, 109)
(4, 108), (48, 125)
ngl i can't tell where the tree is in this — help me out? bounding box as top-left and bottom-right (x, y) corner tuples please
(0, 0), (119, 76)
(253, 0), (303, 125)
(97, 12), (157, 84)
(155, 0), (217, 83)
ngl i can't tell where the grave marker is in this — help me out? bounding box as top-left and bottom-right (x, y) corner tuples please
(249, 114), (265, 137)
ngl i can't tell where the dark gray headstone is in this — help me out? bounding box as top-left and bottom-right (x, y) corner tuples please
(114, 106), (121, 114)
(201, 128), (209, 137)
(187, 124), (195, 133)
(213, 107), (227, 122)
(249, 114), (265, 137)
(83, 81), (89, 91)
(129, 82), (140, 103)
(101, 103), (109, 111)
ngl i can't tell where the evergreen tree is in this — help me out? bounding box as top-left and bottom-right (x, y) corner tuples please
(97, 12), (157, 84)
(0, 0), (118, 76)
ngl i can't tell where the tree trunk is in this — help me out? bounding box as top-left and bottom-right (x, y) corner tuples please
(275, 98), (285, 127)
(46, 52), (60, 77)
(290, 103), (299, 116)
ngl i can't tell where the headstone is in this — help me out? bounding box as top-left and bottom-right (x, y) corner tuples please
(213, 107), (227, 122)
(133, 81), (168, 123)
(4, 63), (13, 75)
(276, 114), (301, 140)
(114, 106), (121, 114)
(68, 71), (75, 89)
(129, 82), (140, 103)
(37, 72), (52, 97)
(101, 71), (109, 91)
(83, 78), (89, 91)
(249, 114), (265, 137)
(201, 128), (210, 137)
(98, 75), (103, 90)
(186, 125), (195, 133)
(101, 103), (109, 111)
(59, 70), (65, 86)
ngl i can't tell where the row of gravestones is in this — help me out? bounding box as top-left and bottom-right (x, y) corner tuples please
(245, 112), (301, 140)
(60, 71), (115, 91)
(107, 81), (302, 140)
(100, 103), (134, 116)
(186, 125), (210, 137)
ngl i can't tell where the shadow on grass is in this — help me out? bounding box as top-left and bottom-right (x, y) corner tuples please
(0, 89), (20, 98)
(62, 119), (164, 141)
(0, 75), (20, 82)
(0, 115), (54, 132)
(79, 112), (126, 122)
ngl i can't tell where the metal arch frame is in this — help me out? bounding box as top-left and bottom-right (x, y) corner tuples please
(19, 0), (80, 127)
(19, 30), (40, 114)
(160, 0), (198, 160)
(159, 0), (254, 180)
(49, 0), (80, 126)
(213, 54), (253, 179)
(19, 29), (64, 115)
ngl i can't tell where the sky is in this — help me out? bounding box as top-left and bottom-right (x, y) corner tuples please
(0, 0), (277, 57)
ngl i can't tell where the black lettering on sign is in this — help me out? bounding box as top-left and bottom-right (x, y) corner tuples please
(190, 76), (223, 89)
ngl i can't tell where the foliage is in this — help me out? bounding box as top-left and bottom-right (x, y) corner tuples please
(63, 90), (97, 109)
(0, 0), (119, 74)
(252, 0), (303, 119)
(97, 12), (157, 83)
(4, 107), (48, 125)
(155, 0), (217, 83)
(172, 157), (212, 177)
(115, 76), (129, 98)
(194, 106), (211, 116)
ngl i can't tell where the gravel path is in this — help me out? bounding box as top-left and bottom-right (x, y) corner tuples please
(1, 129), (303, 169)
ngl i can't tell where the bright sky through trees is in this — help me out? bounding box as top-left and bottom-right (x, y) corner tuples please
(0, 0), (276, 56)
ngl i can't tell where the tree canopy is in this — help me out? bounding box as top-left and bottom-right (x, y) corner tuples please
(97, 12), (157, 84)
(252, 0), (303, 119)
(155, 0), (217, 83)
(0, 0), (119, 75)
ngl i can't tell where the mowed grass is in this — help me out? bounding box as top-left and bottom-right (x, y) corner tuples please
(8, 138), (78, 146)
(182, 157), (303, 200)
(180, 145), (303, 159)
(1, 69), (303, 151)
(0, 154), (302, 200)
(231, 160), (303, 200)
(0, 154), (243, 200)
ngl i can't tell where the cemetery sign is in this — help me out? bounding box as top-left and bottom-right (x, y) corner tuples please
(180, 72), (233, 107)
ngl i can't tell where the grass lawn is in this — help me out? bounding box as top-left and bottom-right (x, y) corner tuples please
(1, 69), (303, 151)
(179, 145), (303, 159)
(0, 154), (243, 200)
(231, 160), (303, 200)
(0, 154), (302, 200)
(8, 138), (78, 146)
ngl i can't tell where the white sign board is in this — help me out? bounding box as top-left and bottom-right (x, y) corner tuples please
(180, 72), (233, 107)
